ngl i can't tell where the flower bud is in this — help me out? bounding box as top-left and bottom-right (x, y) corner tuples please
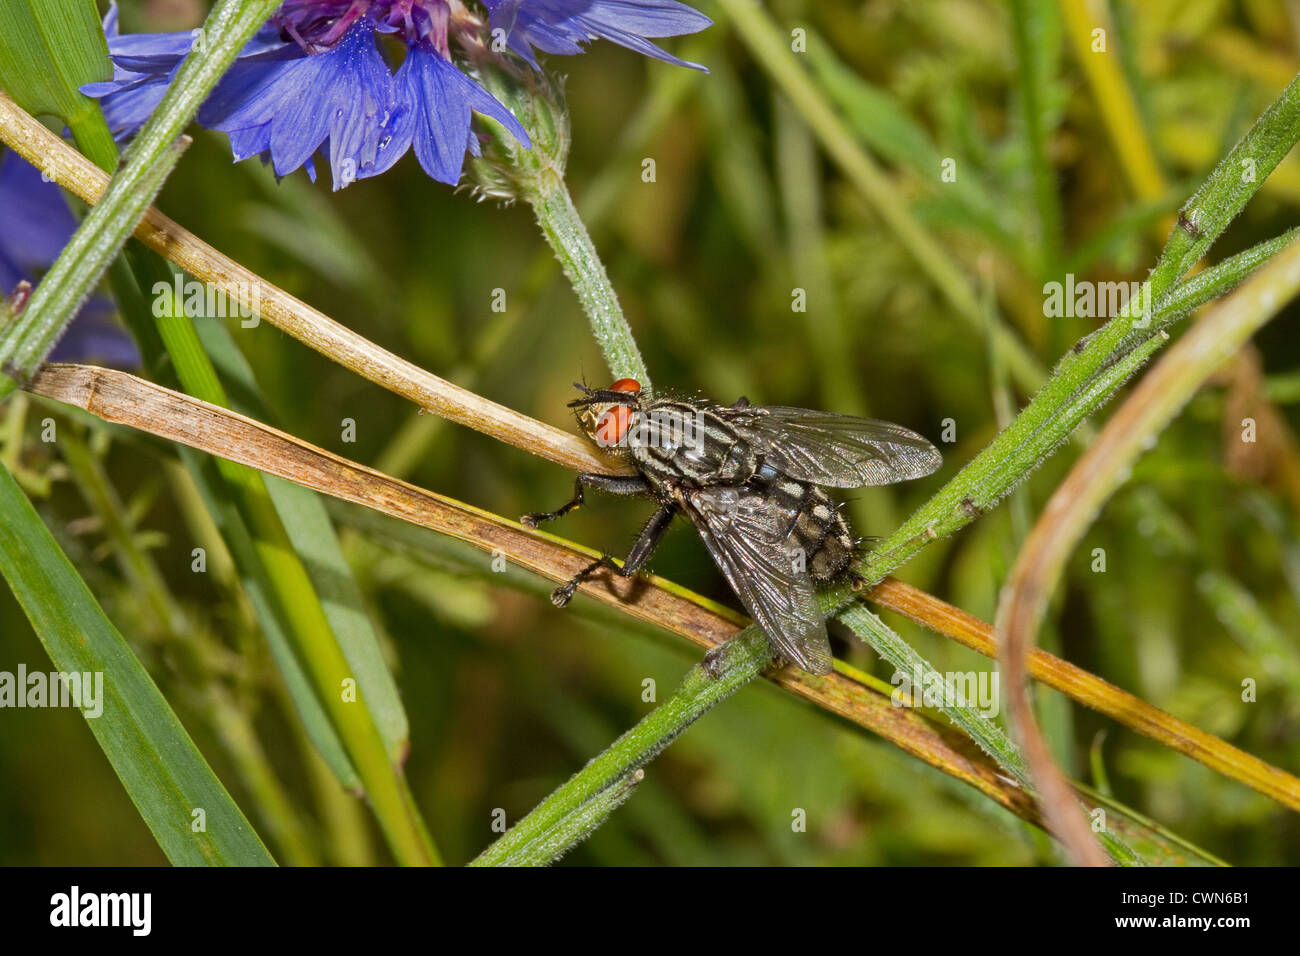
(462, 50), (570, 202)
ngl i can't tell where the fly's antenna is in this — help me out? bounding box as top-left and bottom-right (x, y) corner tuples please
(574, 361), (594, 393)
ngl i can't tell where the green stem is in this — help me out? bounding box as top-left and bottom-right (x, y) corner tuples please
(471, 62), (1300, 861)
(852, 62), (1300, 583)
(58, 428), (184, 637)
(1002, 237), (1300, 681)
(471, 603), (1154, 865)
(0, 0), (282, 399)
(0, 135), (184, 384)
(1142, 226), (1300, 335)
(1011, 0), (1065, 278)
(838, 605), (1028, 783)
(472, 628), (769, 866)
(28, 4), (437, 864)
(526, 176), (650, 387)
(838, 605), (1139, 865)
(853, 232), (1300, 590)
(995, 232), (1300, 868)
(471, 30), (1300, 863)
(475, 768), (645, 867)
(469, 58), (649, 388)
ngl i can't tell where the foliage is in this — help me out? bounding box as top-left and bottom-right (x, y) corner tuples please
(1, 0), (1299, 866)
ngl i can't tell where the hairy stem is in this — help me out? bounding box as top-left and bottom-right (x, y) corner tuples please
(525, 175), (651, 388)
(472, 634), (765, 866)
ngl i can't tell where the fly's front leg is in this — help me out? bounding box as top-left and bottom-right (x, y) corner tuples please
(551, 504), (676, 607)
(521, 473), (651, 528)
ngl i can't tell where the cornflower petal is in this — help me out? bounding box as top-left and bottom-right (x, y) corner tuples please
(0, 151), (140, 367)
(386, 44), (529, 185)
(484, 0), (712, 71)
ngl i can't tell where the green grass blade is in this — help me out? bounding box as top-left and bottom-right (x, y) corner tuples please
(265, 476), (411, 760)
(182, 447), (361, 790)
(0, 0), (108, 124)
(0, 460), (274, 865)
(802, 27), (1011, 251)
(1010, 0), (1066, 276)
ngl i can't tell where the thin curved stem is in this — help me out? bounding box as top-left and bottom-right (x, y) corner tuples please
(996, 232), (1300, 866)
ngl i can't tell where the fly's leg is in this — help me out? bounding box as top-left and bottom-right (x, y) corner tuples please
(551, 504), (676, 607)
(520, 474), (652, 528)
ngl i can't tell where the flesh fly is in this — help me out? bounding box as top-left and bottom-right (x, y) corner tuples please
(523, 379), (941, 674)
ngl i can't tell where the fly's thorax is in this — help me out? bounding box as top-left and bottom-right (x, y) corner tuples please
(628, 401), (757, 487)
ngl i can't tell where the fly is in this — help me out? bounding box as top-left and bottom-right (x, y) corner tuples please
(522, 379), (942, 675)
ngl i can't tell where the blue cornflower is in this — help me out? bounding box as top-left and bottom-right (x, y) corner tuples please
(0, 151), (140, 367)
(82, 1), (711, 191)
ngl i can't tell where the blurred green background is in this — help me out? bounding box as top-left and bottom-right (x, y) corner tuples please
(2, 0), (1300, 865)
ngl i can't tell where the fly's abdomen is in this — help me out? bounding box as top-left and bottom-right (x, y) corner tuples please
(767, 478), (855, 584)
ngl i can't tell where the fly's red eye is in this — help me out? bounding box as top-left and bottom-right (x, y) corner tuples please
(609, 378), (642, 394)
(595, 405), (633, 447)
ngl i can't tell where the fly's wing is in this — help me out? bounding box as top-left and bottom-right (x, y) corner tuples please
(734, 406), (942, 488)
(687, 486), (833, 675)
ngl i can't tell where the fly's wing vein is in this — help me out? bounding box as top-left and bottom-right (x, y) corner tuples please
(734, 406), (942, 488)
(689, 487), (833, 675)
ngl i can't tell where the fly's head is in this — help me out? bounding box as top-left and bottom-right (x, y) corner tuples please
(569, 378), (644, 457)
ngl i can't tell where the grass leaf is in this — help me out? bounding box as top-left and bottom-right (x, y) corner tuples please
(0, 460), (274, 865)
